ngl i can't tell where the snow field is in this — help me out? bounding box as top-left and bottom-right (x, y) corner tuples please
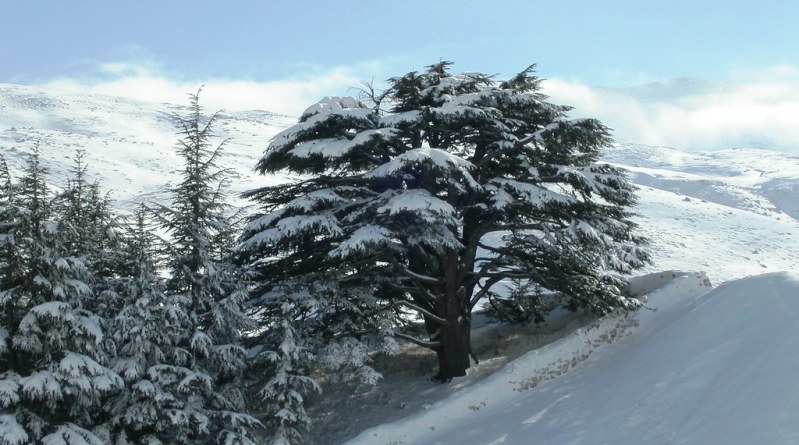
(345, 272), (799, 445)
(632, 184), (799, 285)
(3, 83), (799, 445)
(343, 272), (713, 445)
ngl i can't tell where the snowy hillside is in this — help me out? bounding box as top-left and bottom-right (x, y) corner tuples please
(344, 272), (799, 445)
(601, 143), (799, 285)
(0, 83), (294, 207)
(604, 143), (799, 219)
(2, 83), (797, 286)
(3, 83), (799, 444)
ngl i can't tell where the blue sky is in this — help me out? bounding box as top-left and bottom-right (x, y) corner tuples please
(3, 0), (799, 151)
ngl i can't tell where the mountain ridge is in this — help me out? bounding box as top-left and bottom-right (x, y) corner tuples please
(1, 82), (797, 285)
(2, 82), (799, 445)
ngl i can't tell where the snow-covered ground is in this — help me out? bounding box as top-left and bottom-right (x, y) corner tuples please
(346, 272), (799, 445)
(0, 83), (294, 208)
(602, 143), (799, 285)
(2, 83), (799, 445)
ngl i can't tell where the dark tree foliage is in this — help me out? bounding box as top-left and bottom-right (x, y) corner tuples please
(0, 96), (266, 445)
(145, 90), (259, 445)
(0, 148), (122, 445)
(239, 62), (649, 382)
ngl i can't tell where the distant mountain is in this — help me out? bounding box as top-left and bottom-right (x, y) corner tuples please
(605, 143), (799, 220)
(1, 83), (798, 285)
(0, 83), (294, 208)
(3, 83), (799, 445)
(549, 77), (799, 152)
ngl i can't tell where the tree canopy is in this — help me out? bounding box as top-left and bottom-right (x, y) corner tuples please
(238, 62), (649, 382)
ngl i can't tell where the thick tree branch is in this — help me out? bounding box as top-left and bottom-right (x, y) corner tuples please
(470, 275), (504, 308)
(473, 271), (533, 280)
(383, 300), (447, 325)
(483, 223), (550, 233)
(399, 265), (440, 284)
(387, 282), (441, 305)
(477, 241), (514, 255)
(332, 329), (372, 340)
(391, 331), (441, 349)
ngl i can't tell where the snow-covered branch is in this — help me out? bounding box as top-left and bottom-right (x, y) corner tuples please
(398, 266), (440, 284)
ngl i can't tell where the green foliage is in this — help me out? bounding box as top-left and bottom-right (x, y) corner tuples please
(0, 148), (123, 445)
(101, 93), (260, 444)
(239, 61), (650, 382)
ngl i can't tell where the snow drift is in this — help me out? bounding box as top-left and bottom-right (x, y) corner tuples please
(345, 272), (799, 445)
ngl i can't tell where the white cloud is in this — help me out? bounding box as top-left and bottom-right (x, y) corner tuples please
(542, 68), (799, 152)
(34, 60), (799, 153)
(37, 61), (365, 116)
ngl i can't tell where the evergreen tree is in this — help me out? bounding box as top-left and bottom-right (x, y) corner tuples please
(101, 205), (200, 445)
(0, 154), (18, 349)
(55, 150), (124, 325)
(252, 319), (319, 445)
(0, 148), (122, 445)
(238, 62), (650, 382)
(57, 150), (121, 280)
(149, 91), (259, 444)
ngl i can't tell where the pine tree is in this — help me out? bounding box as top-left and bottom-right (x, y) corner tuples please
(0, 155), (18, 352)
(0, 148), (122, 445)
(252, 319), (319, 445)
(148, 90), (259, 444)
(238, 62), (650, 382)
(57, 150), (121, 280)
(0, 154), (20, 390)
(54, 150), (124, 326)
(101, 204), (199, 445)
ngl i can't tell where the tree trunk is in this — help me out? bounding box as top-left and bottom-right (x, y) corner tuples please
(431, 247), (473, 382)
(432, 314), (472, 382)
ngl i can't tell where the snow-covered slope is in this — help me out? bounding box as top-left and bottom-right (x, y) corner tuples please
(3, 83), (799, 445)
(601, 143), (799, 285)
(632, 185), (799, 285)
(0, 83), (293, 207)
(605, 143), (799, 219)
(2, 83), (797, 287)
(344, 272), (799, 445)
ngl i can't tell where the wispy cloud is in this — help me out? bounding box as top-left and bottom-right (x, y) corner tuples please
(37, 60), (366, 116)
(543, 67), (799, 151)
(34, 60), (799, 152)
